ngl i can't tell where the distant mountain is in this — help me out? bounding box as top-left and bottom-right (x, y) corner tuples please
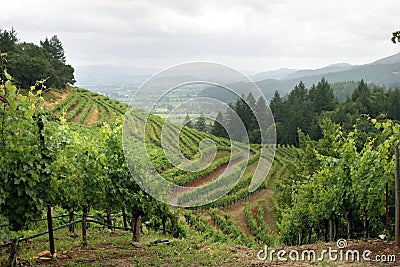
(74, 65), (158, 85)
(281, 63), (353, 80)
(76, 53), (400, 105)
(371, 52), (400, 65)
(200, 53), (400, 102)
(251, 68), (297, 81)
(256, 62), (400, 99)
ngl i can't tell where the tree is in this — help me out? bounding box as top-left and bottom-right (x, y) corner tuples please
(195, 112), (206, 132)
(225, 104), (244, 141)
(7, 46), (52, 88)
(284, 81), (312, 146)
(1, 30), (75, 89)
(6, 40), (75, 89)
(351, 79), (372, 114)
(392, 30), (400, 44)
(0, 28), (18, 52)
(211, 111), (228, 138)
(269, 90), (283, 123)
(309, 78), (335, 113)
(245, 93), (257, 132)
(40, 35), (66, 63)
(387, 89), (400, 120)
(183, 113), (193, 128)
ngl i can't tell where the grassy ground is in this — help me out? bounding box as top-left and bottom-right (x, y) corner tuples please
(1, 227), (256, 266)
(3, 225), (400, 266)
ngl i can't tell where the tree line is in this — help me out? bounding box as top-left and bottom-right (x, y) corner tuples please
(0, 28), (75, 89)
(270, 78), (400, 146)
(184, 93), (272, 144)
(186, 77), (400, 147)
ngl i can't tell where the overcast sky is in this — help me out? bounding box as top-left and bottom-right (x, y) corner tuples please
(1, 0), (400, 73)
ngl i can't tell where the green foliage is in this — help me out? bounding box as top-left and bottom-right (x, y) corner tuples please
(211, 93), (270, 144)
(209, 209), (256, 247)
(244, 202), (277, 246)
(0, 28), (18, 53)
(40, 35), (66, 63)
(194, 112), (206, 132)
(1, 28), (74, 89)
(184, 211), (232, 244)
(278, 118), (396, 244)
(0, 69), (46, 231)
(392, 30), (400, 44)
(211, 111), (227, 138)
(273, 78), (400, 146)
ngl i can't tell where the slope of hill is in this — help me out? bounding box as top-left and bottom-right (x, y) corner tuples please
(43, 87), (296, 246)
(372, 52), (400, 65)
(197, 53), (400, 101)
(251, 68), (297, 82)
(282, 63), (353, 80)
(4, 87), (397, 266)
(256, 62), (400, 99)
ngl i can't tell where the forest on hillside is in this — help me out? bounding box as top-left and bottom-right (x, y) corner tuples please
(206, 78), (400, 147)
(0, 28), (75, 89)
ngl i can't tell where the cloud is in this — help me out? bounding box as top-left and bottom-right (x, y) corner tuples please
(1, 0), (400, 71)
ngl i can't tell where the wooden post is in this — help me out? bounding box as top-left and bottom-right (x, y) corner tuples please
(122, 207), (128, 229)
(69, 211), (75, 234)
(106, 209), (112, 230)
(7, 239), (19, 267)
(47, 205), (55, 255)
(395, 145), (400, 246)
(82, 206), (88, 246)
(386, 182), (389, 231)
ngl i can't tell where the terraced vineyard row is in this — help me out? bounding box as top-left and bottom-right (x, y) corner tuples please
(48, 87), (301, 247)
(187, 145), (298, 243)
(50, 88), (127, 126)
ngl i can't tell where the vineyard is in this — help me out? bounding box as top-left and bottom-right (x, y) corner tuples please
(48, 87), (127, 126)
(1, 18), (400, 267)
(0, 84), (300, 266)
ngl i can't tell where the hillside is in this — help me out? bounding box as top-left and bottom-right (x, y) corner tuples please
(44, 88), (295, 246)
(198, 53), (400, 102)
(45, 87), (127, 126)
(254, 53), (400, 99)
(2, 87), (398, 266)
(256, 62), (400, 99)
(44, 88), (296, 238)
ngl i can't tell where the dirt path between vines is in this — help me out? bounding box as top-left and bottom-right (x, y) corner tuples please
(86, 104), (100, 126)
(169, 152), (250, 204)
(42, 89), (70, 110)
(222, 163), (283, 236)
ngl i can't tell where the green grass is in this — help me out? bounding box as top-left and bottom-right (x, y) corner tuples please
(1, 227), (257, 266)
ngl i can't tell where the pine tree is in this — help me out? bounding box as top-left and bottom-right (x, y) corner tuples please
(195, 112), (206, 132)
(183, 114), (193, 128)
(211, 111), (228, 138)
(269, 90), (283, 123)
(40, 35), (66, 63)
(246, 93), (258, 132)
(309, 78), (335, 113)
(351, 79), (371, 114)
(0, 28), (18, 52)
